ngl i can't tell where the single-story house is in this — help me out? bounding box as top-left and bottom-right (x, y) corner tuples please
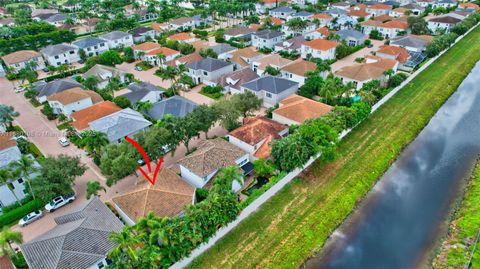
(112, 168), (195, 225)
(143, 47), (181, 66)
(164, 52), (203, 67)
(269, 6), (296, 20)
(20, 197), (123, 269)
(167, 32), (197, 43)
(47, 87), (103, 119)
(224, 27), (256, 41)
(229, 47), (263, 69)
(119, 82), (164, 105)
(132, 41), (161, 60)
(82, 64), (128, 89)
(335, 58), (398, 89)
(241, 76), (299, 107)
(146, 95), (197, 120)
(89, 108), (152, 144)
(390, 34), (433, 52)
(376, 45), (413, 71)
(214, 67), (259, 94)
(272, 94), (333, 125)
(280, 59), (318, 86)
(228, 116), (289, 159)
(71, 101), (122, 132)
(210, 43), (238, 60)
(311, 13), (333, 26)
(177, 138), (250, 191)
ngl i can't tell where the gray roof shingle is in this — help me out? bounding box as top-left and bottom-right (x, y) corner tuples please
(210, 44), (237, 55)
(253, 30), (283, 39)
(241, 76), (298, 94)
(20, 197), (123, 269)
(336, 29), (366, 40)
(89, 108), (151, 142)
(120, 82), (164, 104)
(73, 38), (106, 49)
(147, 96), (197, 120)
(33, 78), (83, 98)
(187, 57), (232, 72)
(40, 44), (78, 57)
(271, 6), (295, 13)
(390, 35), (430, 50)
(100, 31), (130, 41)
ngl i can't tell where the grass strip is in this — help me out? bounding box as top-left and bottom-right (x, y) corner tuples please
(189, 26), (480, 269)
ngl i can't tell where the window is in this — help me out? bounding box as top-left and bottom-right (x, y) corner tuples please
(100, 43), (105, 47)
(238, 158), (248, 166)
(69, 51), (75, 54)
(266, 92), (272, 98)
(54, 55), (59, 59)
(97, 262), (104, 269)
(94, 46), (98, 49)
(203, 71), (208, 76)
(17, 178), (24, 184)
(56, 62), (61, 65)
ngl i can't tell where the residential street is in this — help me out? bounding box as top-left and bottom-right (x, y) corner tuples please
(0, 77), (227, 242)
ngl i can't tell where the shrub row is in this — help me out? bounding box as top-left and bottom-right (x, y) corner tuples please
(0, 199), (44, 228)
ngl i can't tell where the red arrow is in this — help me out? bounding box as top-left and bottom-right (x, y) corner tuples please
(125, 136), (164, 186)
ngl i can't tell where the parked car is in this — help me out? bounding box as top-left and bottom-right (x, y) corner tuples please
(137, 159), (146, 166)
(58, 137), (70, 147)
(135, 66), (142, 71)
(14, 87), (25, 93)
(18, 210), (43, 227)
(45, 194), (75, 212)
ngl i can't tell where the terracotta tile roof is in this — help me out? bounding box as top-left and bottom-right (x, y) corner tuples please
(335, 58), (397, 81)
(145, 47), (179, 56)
(254, 134), (276, 159)
(249, 23), (262, 30)
(132, 42), (161, 51)
(303, 39), (337, 51)
(178, 138), (246, 178)
(281, 59), (316, 76)
(381, 20), (408, 29)
(348, 9), (370, 17)
(377, 45), (410, 64)
(190, 40), (210, 52)
(151, 22), (168, 32)
(112, 167), (194, 222)
(165, 52), (203, 67)
(373, 14), (393, 21)
(168, 32), (193, 41)
(2, 50), (41, 65)
(312, 13), (332, 20)
(368, 3), (392, 10)
(316, 27), (331, 37)
(392, 7), (408, 13)
(256, 54), (292, 70)
(273, 94), (333, 124)
(413, 34), (434, 42)
(47, 88), (103, 105)
(71, 101), (122, 131)
(230, 116), (288, 146)
(361, 20), (383, 27)
(0, 132), (17, 151)
(428, 16), (462, 24)
(270, 17), (284, 25)
(460, 2), (480, 10)
(214, 67), (259, 90)
(231, 47), (262, 67)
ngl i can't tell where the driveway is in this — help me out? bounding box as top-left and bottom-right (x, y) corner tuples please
(116, 61), (173, 89)
(330, 39), (384, 73)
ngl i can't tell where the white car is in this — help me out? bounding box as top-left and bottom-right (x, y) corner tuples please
(58, 137), (70, 147)
(18, 210), (43, 227)
(45, 194), (75, 213)
(14, 87), (25, 93)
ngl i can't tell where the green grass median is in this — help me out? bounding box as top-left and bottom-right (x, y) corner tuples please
(189, 26), (480, 269)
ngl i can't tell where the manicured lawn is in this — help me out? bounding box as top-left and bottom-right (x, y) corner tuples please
(189, 26), (480, 269)
(433, 161), (480, 268)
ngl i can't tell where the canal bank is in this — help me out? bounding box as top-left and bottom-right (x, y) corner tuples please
(306, 61), (480, 269)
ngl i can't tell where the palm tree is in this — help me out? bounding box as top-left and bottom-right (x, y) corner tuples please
(0, 169), (22, 206)
(0, 227), (23, 256)
(9, 155), (37, 200)
(108, 227), (141, 267)
(86, 180), (106, 199)
(155, 52), (166, 66)
(79, 130), (109, 160)
(0, 105), (19, 130)
(136, 51), (145, 61)
(383, 69), (394, 79)
(286, 17), (308, 36)
(83, 76), (99, 90)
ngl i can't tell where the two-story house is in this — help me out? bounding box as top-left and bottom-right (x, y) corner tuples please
(240, 76), (299, 107)
(269, 6), (296, 20)
(40, 43), (80, 67)
(1, 50), (46, 73)
(187, 57), (234, 84)
(100, 31), (134, 49)
(73, 37), (109, 57)
(301, 39), (337, 60)
(252, 30), (284, 50)
(47, 87), (103, 119)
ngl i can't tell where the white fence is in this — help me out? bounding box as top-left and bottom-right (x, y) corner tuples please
(171, 23), (480, 269)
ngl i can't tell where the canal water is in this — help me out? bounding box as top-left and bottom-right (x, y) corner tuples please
(305, 61), (480, 269)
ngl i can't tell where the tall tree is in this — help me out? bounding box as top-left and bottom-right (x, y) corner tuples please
(0, 169), (22, 205)
(9, 155), (37, 200)
(85, 180), (106, 199)
(231, 91), (262, 117)
(286, 17), (308, 36)
(108, 226), (142, 268)
(0, 105), (19, 129)
(79, 130), (109, 161)
(189, 105), (219, 139)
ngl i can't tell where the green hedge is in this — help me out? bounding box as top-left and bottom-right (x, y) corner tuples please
(0, 199), (44, 228)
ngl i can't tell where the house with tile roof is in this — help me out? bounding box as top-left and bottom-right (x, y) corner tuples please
(71, 101), (122, 132)
(129, 26), (156, 43)
(301, 39), (337, 60)
(376, 45), (412, 70)
(40, 43), (80, 67)
(361, 19), (408, 38)
(251, 54), (293, 75)
(143, 47), (181, 66)
(312, 13), (333, 26)
(164, 52), (203, 67)
(177, 138), (250, 191)
(187, 57), (234, 85)
(281, 59), (318, 86)
(288, 11), (315, 21)
(427, 15), (462, 34)
(229, 47), (263, 69)
(255, 0), (289, 14)
(73, 37), (108, 57)
(210, 43), (238, 60)
(241, 76), (299, 107)
(146, 95), (197, 120)
(282, 21), (316, 37)
(348, 5), (372, 20)
(167, 17), (198, 31)
(228, 116), (289, 159)
(99, 31), (134, 49)
(83, 64), (128, 89)
(252, 30), (284, 50)
(269, 6), (296, 20)
(224, 27), (257, 41)
(274, 36), (307, 54)
(305, 27), (331, 40)
(47, 88), (103, 118)
(21, 197), (123, 269)
(132, 41), (161, 59)
(118, 82), (164, 105)
(272, 94), (333, 125)
(33, 78), (84, 103)
(214, 67), (259, 94)
(89, 108), (152, 144)
(335, 58), (398, 89)
(366, 3), (392, 17)
(112, 167), (195, 225)
(167, 32), (197, 43)
(151, 21), (170, 33)
(390, 34), (433, 52)
(2, 50), (46, 73)
(459, 2), (480, 11)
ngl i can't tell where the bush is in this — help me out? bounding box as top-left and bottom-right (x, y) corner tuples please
(0, 199), (44, 227)
(193, 29), (208, 39)
(0, 196), (33, 214)
(388, 73), (408, 88)
(200, 85), (224, 99)
(113, 96), (131, 108)
(41, 103), (57, 120)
